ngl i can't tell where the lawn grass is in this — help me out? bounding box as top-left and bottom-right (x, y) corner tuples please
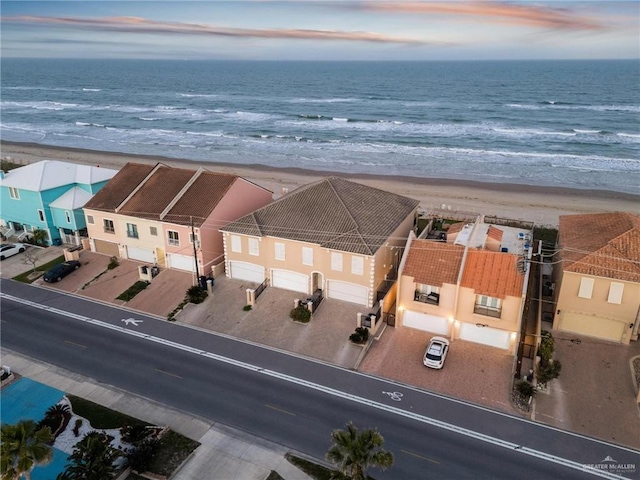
(285, 453), (337, 480)
(145, 430), (200, 476)
(67, 395), (149, 429)
(265, 471), (285, 480)
(116, 280), (150, 301)
(12, 254), (65, 283)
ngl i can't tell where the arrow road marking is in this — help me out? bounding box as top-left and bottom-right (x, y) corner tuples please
(122, 318), (143, 326)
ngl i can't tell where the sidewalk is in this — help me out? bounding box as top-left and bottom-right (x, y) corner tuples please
(1, 350), (313, 480)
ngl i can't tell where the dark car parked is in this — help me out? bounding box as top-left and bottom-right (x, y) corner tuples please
(43, 261), (81, 283)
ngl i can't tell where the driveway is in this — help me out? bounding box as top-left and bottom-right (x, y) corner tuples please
(359, 326), (515, 413)
(177, 276), (364, 368)
(0, 244), (65, 279)
(534, 331), (640, 449)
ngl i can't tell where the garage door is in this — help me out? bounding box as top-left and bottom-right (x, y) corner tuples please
(459, 323), (511, 349)
(167, 253), (196, 272)
(94, 239), (119, 257)
(272, 269), (309, 294)
(403, 311), (450, 335)
(229, 261), (265, 283)
(126, 246), (155, 263)
(326, 280), (368, 306)
(558, 312), (626, 343)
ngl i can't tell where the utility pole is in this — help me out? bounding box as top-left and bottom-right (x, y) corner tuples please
(191, 216), (200, 286)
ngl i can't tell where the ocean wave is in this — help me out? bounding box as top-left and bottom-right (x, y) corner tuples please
(573, 129), (603, 134)
(179, 93), (218, 98)
(617, 133), (640, 139)
(75, 122), (105, 128)
(138, 117), (159, 121)
(82, 88), (101, 92)
(507, 102), (639, 113)
(289, 97), (357, 103)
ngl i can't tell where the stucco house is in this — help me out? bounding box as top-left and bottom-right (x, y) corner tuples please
(83, 162), (273, 275)
(0, 160), (117, 245)
(553, 212), (640, 344)
(396, 216), (532, 353)
(220, 177), (420, 308)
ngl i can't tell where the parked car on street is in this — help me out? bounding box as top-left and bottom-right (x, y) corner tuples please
(0, 243), (26, 260)
(423, 336), (450, 369)
(43, 261), (81, 283)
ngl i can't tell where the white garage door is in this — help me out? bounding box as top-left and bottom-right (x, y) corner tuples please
(229, 261), (265, 283)
(403, 311), (450, 335)
(459, 323), (511, 349)
(326, 280), (368, 306)
(126, 246), (155, 263)
(558, 312), (625, 343)
(167, 253), (196, 272)
(272, 269), (309, 294)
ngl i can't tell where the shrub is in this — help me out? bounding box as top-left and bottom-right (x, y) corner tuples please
(107, 256), (119, 270)
(117, 280), (150, 301)
(128, 437), (161, 473)
(349, 326), (369, 344)
(31, 228), (48, 246)
(537, 359), (562, 386)
(120, 424), (150, 445)
(515, 380), (536, 398)
(73, 418), (83, 437)
(290, 305), (311, 323)
(538, 330), (554, 363)
(243, 304), (252, 311)
(186, 285), (208, 304)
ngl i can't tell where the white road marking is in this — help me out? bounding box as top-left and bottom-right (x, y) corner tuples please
(1, 293), (634, 479)
(122, 318), (143, 326)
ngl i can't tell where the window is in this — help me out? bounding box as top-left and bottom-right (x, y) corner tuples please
(103, 219), (115, 234)
(607, 282), (624, 304)
(126, 223), (139, 239)
(8, 187), (19, 200)
(231, 235), (242, 253)
(37, 210), (45, 222)
(168, 230), (179, 246)
(578, 277), (594, 299)
(351, 256), (364, 275)
(275, 242), (285, 261)
(415, 284), (440, 305)
(65, 211), (71, 223)
(248, 238), (259, 256)
(150, 226), (158, 236)
(331, 252), (343, 271)
(87, 215), (94, 224)
(302, 247), (313, 266)
(190, 232), (199, 246)
(474, 295), (501, 318)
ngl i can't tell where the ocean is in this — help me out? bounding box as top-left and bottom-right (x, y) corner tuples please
(1, 59), (638, 194)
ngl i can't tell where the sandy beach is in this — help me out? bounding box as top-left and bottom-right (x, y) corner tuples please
(1, 141), (637, 227)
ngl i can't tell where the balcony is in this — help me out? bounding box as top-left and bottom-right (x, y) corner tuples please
(414, 291), (440, 306)
(474, 305), (501, 318)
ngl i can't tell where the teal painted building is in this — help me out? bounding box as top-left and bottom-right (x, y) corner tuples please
(0, 160), (117, 245)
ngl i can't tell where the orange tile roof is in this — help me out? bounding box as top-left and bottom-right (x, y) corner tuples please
(559, 212), (640, 283)
(403, 240), (465, 286)
(487, 225), (503, 242)
(445, 222), (465, 234)
(461, 250), (525, 299)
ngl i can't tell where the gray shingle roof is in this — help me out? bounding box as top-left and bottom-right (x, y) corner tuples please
(222, 177), (419, 255)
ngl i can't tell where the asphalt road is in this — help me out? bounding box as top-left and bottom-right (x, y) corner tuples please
(1, 279), (638, 479)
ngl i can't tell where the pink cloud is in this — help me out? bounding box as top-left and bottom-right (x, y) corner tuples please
(1, 15), (451, 45)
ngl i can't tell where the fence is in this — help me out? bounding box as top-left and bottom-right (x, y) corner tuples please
(254, 278), (268, 300)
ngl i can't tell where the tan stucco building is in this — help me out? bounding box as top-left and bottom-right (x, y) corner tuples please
(220, 177), (420, 308)
(554, 212), (640, 344)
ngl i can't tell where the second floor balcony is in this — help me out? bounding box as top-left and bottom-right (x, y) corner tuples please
(474, 305), (502, 318)
(414, 291), (440, 306)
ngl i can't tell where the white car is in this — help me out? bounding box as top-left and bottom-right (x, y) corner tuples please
(0, 243), (26, 260)
(423, 336), (450, 369)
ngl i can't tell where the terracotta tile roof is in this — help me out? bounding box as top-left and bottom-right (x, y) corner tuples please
(221, 177), (419, 256)
(559, 212), (640, 283)
(487, 225), (503, 242)
(83, 163), (258, 227)
(461, 250), (525, 299)
(445, 222), (465, 234)
(403, 240), (464, 286)
(84, 163), (154, 211)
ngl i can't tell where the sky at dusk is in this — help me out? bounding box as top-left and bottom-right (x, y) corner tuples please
(1, 1), (638, 61)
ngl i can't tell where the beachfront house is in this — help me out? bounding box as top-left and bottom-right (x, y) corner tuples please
(553, 212), (640, 344)
(220, 177), (420, 308)
(0, 160), (117, 246)
(82, 162), (273, 275)
(396, 217), (533, 353)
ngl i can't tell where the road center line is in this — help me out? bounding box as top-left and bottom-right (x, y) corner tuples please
(401, 449), (439, 464)
(265, 404), (296, 416)
(156, 369), (183, 379)
(64, 340), (87, 349)
(1, 293), (630, 480)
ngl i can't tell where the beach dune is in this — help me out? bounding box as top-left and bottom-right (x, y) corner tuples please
(1, 141), (637, 227)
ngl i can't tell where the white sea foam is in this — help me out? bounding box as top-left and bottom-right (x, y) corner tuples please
(617, 133), (640, 139)
(138, 117), (159, 121)
(333, 117), (349, 122)
(573, 129), (601, 134)
(82, 88), (101, 92)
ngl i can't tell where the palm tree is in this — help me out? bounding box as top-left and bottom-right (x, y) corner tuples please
(0, 420), (53, 480)
(326, 422), (394, 480)
(63, 431), (121, 480)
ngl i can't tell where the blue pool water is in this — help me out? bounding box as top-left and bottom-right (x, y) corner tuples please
(1, 378), (69, 479)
